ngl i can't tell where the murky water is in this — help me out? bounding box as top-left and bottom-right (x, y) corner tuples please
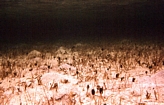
(0, 1), (164, 44)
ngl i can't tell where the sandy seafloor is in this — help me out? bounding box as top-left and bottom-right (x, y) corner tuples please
(0, 1), (164, 105)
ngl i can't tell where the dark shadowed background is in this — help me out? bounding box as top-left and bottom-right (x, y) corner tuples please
(0, 0), (164, 44)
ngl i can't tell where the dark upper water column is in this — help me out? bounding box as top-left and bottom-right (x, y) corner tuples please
(0, 1), (164, 43)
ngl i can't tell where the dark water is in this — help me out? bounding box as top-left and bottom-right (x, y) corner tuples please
(0, 1), (164, 44)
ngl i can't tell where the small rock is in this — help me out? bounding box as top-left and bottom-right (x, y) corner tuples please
(27, 50), (42, 59)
